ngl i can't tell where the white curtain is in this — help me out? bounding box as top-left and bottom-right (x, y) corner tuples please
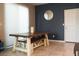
(4, 3), (29, 47)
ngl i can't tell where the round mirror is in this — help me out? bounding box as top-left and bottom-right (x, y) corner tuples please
(44, 10), (53, 21)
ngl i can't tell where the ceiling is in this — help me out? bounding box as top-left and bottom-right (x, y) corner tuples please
(31, 3), (47, 6)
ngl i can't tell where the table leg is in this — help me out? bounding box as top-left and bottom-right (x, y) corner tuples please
(44, 39), (47, 46)
(27, 37), (32, 56)
(31, 44), (33, 53)
(12, 37), (18, 52)
(45, 34), (49, 46)
(12, 41), (16, 52)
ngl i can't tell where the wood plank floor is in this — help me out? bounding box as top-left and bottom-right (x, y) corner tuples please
(0, 41), (75, 56)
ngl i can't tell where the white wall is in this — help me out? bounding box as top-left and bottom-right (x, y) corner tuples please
(4, 3), (29, 47)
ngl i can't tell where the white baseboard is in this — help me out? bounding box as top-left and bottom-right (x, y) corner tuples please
(49, 39), (65, 43)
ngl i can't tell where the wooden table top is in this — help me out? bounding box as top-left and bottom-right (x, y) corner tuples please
(9, 32), (47, 38)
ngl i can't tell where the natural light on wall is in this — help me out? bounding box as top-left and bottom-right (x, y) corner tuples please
(18, 5), (29, 33)
(4, 3), (29, 48)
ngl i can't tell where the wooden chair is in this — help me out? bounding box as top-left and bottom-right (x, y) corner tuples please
(74, 43), (79, 56)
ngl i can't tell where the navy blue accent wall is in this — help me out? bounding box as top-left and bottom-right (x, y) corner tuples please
(35, 3), (79, 40)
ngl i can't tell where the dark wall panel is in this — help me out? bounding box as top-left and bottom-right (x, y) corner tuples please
(35, 3), (79, 40)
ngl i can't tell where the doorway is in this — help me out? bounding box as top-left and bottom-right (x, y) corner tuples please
(64, 8), (79, 42)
